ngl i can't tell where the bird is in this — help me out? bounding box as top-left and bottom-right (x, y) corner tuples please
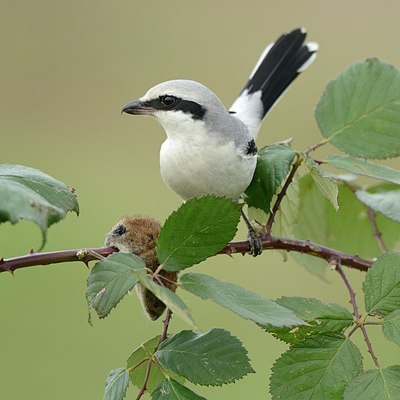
(105, 216), (177, 320)
(122, 28), (318, 255)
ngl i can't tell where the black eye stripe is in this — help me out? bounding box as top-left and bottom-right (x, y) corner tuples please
(141, 97), (207, 120)
(113, 224), (127, 236)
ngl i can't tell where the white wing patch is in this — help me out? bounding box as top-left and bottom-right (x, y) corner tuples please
(229, 89), (264, 139)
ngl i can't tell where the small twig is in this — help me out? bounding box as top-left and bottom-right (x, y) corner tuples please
(366, 208), (388, 253)
(136, 309), (173, 400)
(136, 359), (153, 400)
(334, 259), (360, 320)
(303, 138), (328, 155)
(266, 154), (302, 235)
(160, 309), (173, 343)
(359, 324), (381, 368)
(334, 258), (380, 368)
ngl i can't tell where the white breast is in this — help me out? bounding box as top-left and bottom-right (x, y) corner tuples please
(160, 127), (256, 201)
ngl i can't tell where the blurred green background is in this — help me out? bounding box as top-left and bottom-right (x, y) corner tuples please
(1, 1), (400, 399)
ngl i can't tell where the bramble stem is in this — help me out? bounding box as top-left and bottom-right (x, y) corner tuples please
(136, 309), (173, 399)
(265, 154), (302, 235)
(334, 259), (380, 368)
(0, 235), (373, 274)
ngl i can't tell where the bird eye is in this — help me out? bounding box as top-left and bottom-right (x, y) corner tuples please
(160, 95), (177, 107)
(113, 224), (126, 236)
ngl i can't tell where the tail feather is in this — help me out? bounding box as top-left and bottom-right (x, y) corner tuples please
(230, 28), (318, 139)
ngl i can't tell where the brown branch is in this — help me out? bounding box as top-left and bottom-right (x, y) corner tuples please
(366, 208), (388, 253)
(266, 154), (302, 235)
(221, 236), (372, 271)
(1, 235), (373, 275)
(0, 247), (118, 273)
(136, 358), (153, 400)
(334, 259), (380, 368)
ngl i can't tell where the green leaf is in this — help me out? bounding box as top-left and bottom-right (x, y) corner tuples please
(364, 252), (400, 316)
(344, 366), (400, 400)
(86, 253), (145, 322)
(383, 310), (400, 346)
(356, 189), (400, 223)
(151, 379), (206, 400)
(155, 328), (254, 386)
(270, 334), (363, 400)
(0, 164), (79, 249)
(104, 368), (129, 400)
(327, 155), (400, 184)
(306, 159), (339, 210)
(156, 196), (241, 271)
(243, 144), (296, 212)
(127, 336), (164, 391)
(267, 297), (354, 343)
(315, 58), (400, 159)
(293, 175), (400, 278)
(180, 273), (305, 328)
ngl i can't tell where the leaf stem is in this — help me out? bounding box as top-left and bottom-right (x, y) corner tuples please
(303, 138), (329, 155)
(265, 153), (302, 235)
(334, 259), (380, 368)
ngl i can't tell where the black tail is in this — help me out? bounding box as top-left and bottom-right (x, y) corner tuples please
(241, 28), (317, 119)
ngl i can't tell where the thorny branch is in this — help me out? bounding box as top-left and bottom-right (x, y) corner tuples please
(136, 309), (173, 400)
(333, 259), (380, 368)
(0, 235), (373, 274)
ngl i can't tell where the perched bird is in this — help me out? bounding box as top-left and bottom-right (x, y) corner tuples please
(122, 28), (318, 254)
(105, 216), (177, 320)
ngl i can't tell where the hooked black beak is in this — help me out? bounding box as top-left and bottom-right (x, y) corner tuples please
(121, 100), (153, 116)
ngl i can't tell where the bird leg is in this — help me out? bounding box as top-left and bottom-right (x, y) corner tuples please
(240, 210), (263, 257)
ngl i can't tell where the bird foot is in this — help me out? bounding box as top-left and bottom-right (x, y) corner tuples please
(248, 229), (263, 257)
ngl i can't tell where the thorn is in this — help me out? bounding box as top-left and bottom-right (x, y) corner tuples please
(83, 260), (90, 269)
(29, 248), (35, 254)
(9, 269), (15, 276)
(0, 257), (4, 264)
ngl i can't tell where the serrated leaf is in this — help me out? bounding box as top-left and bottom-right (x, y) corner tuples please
(327, 155), (400, 184)
(104, 368), (129, 400)
(180, 273), (305, 328)
(306, 159), (339, 210)
(316, 58), (400, 159)
(156, 196), (241, 271)
(155, 328), (253, 386)
(86, 253), (145, 321)
(356, 189), (400, 223)
(344, 366), (400, 400)
(243, 144), (296, 212)
(267, 297), (354, 343)
(151, 379), (206, 400)
(383, 310), (400, 346)
(0, 164), (79, 249)
(270, 334), (363, 400)
(364, 252), (400, 316)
